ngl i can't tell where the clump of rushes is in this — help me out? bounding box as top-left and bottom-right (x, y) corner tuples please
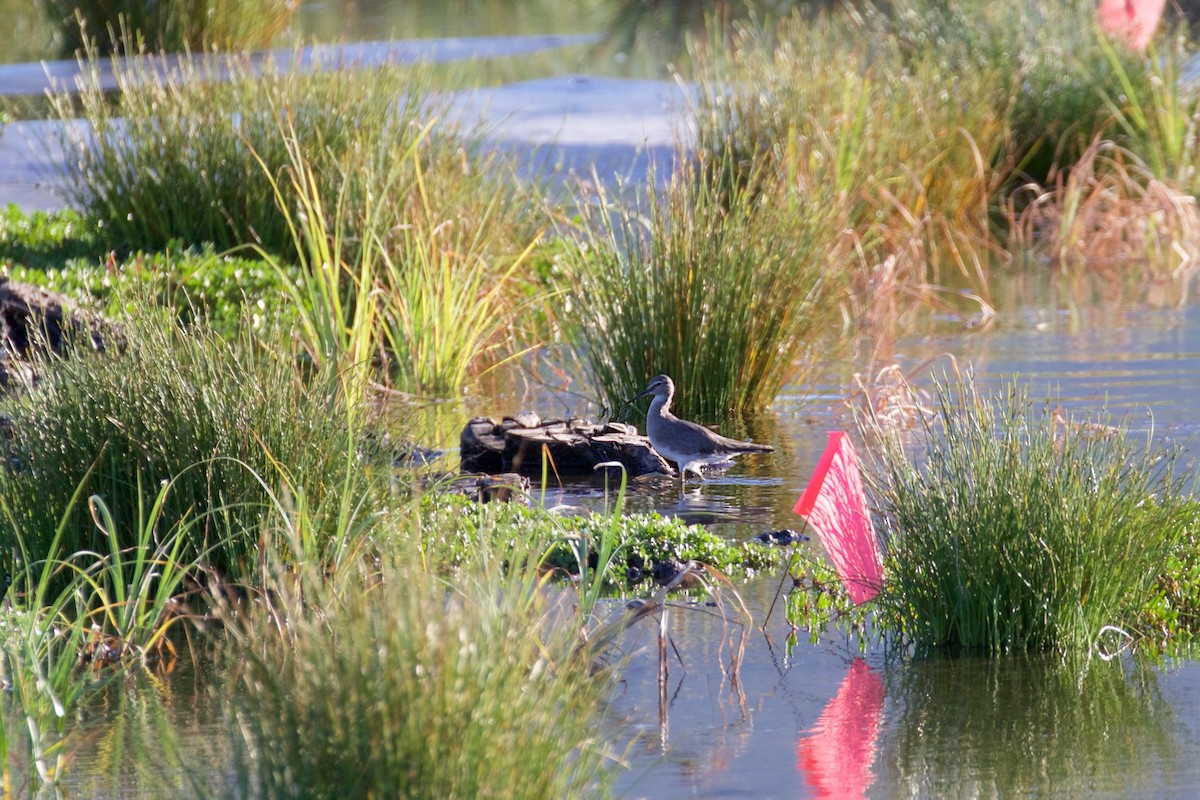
(223, 551), (616, 799)
(1, 524), (108, 791)
(689, 2), (1174, 326)
(257, 121), (541, 398)
(558, 150), (843, 420)
(50, 50), (529, 267)
(692, 8), (1012, 327)
(863, 373), (1190, 654)
(40, 0), (295, 55)
(0, 303), (377, 587)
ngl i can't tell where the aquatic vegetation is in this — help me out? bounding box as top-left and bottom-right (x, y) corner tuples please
(3, 235), (290, 339)
(1007, 30), (1200, 277)
(254, 118), (544, 397)
(881, 0), (1150, 186)
(1145, 501), (1200, 648)
(864, 373), (1191, 653)
(49, 50), (530, 266)
(0, 205), (102, 269)
(9, 1), (1200, 792)
(779, 538), (879, 646)
(0, 305), (378, 587)
(558, 152), (843, 419)
(1, 592), (103, 791)
(221, 552), (616, 800)
(39, 0), (295, 56)
(416, 492), (777, 584)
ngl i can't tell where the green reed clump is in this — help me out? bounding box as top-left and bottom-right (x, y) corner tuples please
(1099, 32), (1200, 194)
(223, 551), (615, 800)
(40, 0), (294, 55)
(255, 120), (542, 398)
(693, 6), (1011, 318)
(690, 1), (1168, 321)
(865, 374), (1190, 653)
(2, 498), (114, 791)
(0, 305), (376, 587)
(51, 51), (526, 264)
(558, 150), (843, 420)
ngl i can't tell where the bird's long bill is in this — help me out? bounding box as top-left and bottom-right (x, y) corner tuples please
(632, 387), (652, 402)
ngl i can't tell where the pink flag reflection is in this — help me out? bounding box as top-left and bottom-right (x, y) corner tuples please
(1098, 0), (1165, 51)
(796, 659), (885, 800)
(793, 432), (883, 604)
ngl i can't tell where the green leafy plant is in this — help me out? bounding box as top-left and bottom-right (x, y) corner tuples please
(0, 205), (101, 269)
(5, 238), (290, 339)
(415, 492), (776, 585)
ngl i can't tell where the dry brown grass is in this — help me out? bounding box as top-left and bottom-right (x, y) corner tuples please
(1010, 138), (1200, 304)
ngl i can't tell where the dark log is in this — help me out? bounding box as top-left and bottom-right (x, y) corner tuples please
(460, 414), (672, 479)
(0, 278), (106, 388)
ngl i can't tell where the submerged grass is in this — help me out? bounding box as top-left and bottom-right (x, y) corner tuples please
(864, 373), (1191, 654)
(887, 654), (1181, 796)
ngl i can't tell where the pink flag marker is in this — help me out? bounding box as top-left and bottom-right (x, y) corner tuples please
(794, 432), (883, 605)
(1098, 0), (1166, 51)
